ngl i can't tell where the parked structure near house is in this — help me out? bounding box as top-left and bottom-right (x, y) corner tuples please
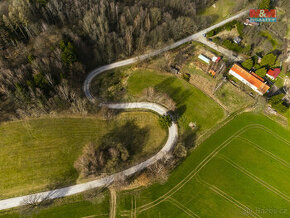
(229, 64), (270, 95)
(212, 56), (221, 63)
(209, 69), (216, 77)
(170, 65), (180, 74)
(198, 54), (210, 64)
(266, 68), (281, 80)
(233, 36), (242, 44)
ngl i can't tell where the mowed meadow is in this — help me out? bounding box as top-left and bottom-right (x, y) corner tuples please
(0, 112), (167, 199)
(126, 68), (225, 131)
(117, 113), (290, 217)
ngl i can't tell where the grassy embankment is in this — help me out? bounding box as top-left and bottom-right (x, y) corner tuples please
(0, 112), (167, 199)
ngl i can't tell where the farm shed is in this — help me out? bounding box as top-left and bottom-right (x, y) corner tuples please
(198, 54), (210, 64)
(229, 64), (270, 95)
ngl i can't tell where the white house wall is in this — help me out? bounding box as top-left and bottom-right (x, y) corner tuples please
(229, 70), (263, 95)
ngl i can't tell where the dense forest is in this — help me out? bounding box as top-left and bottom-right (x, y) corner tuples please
(0, 0), (251, 120)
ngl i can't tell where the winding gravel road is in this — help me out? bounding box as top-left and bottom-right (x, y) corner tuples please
(0, 10), (248, 211)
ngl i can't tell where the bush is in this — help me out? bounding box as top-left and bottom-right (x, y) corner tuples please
(207, 30), (215, 37)
(59, 40), (77, 66)
(75, 121), (149, 177)
(260, 53), (277, 67)
(224, 20), (237, 31)
(206, 21), (237, 37)
(268, 94), (288, 113)
(182, 73), (190, 82)
(243, 44), (252, 55)
(173, 143), (187, 158)
(254, 63), (261, 69)
(242, 58), (254, 70)
(255, 67), (267, 77)
(222, 39), (243, 53)
(27, 54), (35, 63)
(158, 115), (172, 129)
(142, 87), (176, 111)
(237, 22), (244, 36)
(259, 0), (271, 9)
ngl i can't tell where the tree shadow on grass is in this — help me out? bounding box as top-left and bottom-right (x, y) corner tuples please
(153, 77), (192, 106)
(180, 128), (197, 149)
(174, 105), (187, 121)
(100, 120), (150, 156)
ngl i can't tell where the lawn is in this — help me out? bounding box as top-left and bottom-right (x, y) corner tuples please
(0, 112), (167, 199)
(200, 0), (236, 21)
(260, 31), (279, 51)
(126, 68), (225, 131)
(116, 113), (290, 217)
(182, 58), (255, 113)
(215, 82), (254, 112)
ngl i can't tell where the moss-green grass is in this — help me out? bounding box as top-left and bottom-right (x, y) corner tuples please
(0, 112), (166, 199)
(199, 0), (240, 22)
(215, 82), (254, 112)
(126, 69), (224, 131)
(0, 190), (110, 218)
(117, 113), (290, 217)
(260, 31), (280, 51)
(181, 58), (255, 112)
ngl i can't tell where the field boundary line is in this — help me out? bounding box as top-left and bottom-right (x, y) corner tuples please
(137, 124), (261, 213)
(81, 214), (109, 218)
(134, 195), (137, 218)
(109, 188), (116, 218)
(166, 197), (199, 218)
(249, 125), (290, 146)
(218, 155), (290, 202)
(195, 175), (261, 218)
(130, 196), (134, 218)
(136, 124), (289, 214)
(236, 136), (290, 169)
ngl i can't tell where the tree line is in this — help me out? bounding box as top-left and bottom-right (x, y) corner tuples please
(0, 0), (217, 119)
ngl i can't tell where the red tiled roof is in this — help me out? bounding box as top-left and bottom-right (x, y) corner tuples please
(266, 68), (280, 79)
(230, 64), (270, 94)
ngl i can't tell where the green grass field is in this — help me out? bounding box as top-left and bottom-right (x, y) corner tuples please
(200, 0), (239, 22)
(0, 190), (110, 218)
(0, 112), (166, 199)
(2, 115), (289, 217)
(215, 82), (254, 112)
(126, 68), (225, 131)
(116, 113), (290, 217)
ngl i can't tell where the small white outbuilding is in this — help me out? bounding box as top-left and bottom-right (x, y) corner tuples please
(198, 54), (210, 64)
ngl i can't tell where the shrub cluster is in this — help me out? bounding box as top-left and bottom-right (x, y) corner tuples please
(158, 115), (172, 129)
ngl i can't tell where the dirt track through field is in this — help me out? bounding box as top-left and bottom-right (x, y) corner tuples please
(195, 175), (261, 218)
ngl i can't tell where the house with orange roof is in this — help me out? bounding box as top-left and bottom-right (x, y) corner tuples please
(229, 64), (270, 95)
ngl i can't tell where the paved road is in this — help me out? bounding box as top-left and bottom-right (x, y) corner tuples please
(0, 10), (248, 211)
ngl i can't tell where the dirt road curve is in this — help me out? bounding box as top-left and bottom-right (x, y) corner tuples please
(0, 10), (247, 211)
